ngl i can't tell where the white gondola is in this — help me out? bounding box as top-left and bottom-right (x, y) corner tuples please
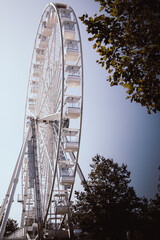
(59, 8), (71, 22)
(33, 64), (42, 77)
(55, 205), (69, 215)
(32, 223), (38, 232)
(60, 175), (75, 185)
(27, 226), (33, 232)
(46, 10), (57, 28)
(65, 107), (81, 119)
(64, 96), (81, 119)
(58, 162), (75, 169)
(62, 128), (79, 136)
(62, 20), (76, 40)
(30, 81), (39, 94)
(65, 95), (81, 104)
(28, 98), (36, 111)
(36, 48), (45, 62)
(42, 21), (52, 37)
(64, 40), (79, 61)
(65, 65), (81, 87)
(63, 141), (79, 151)
(39, 35), (49, 49)
(66, 75), (81, 87)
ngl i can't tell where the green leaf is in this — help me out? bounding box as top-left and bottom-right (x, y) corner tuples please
(119, 82), (124, 86)
(93, 43), (97, 49)
(108, 69), (113, 73)
(126, 96), (131, 99)
(110, 82), (118, 86)
(99, 6), (104, 12)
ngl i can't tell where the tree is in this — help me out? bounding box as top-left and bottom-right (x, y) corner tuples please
(80, 0), (160, 113)
(72, 155), (142, 240)
(3, 218), (18, 237)
(131, 167), (160, 240)
(141, 168), (160, 239)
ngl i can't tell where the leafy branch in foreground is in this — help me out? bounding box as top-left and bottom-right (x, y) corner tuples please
(80, 0), (160, 113)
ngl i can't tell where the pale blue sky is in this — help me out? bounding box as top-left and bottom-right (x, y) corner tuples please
(0, 0), (160, 223)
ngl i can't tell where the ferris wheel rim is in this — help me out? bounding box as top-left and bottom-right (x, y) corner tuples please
(43, 2), (65, 222)
(23, 2), (84, 229)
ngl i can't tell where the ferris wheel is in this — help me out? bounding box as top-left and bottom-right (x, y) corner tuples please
(0, 3), (83, 239)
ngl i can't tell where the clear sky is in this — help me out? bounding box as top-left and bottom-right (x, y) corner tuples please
(0, 0), (160, 223)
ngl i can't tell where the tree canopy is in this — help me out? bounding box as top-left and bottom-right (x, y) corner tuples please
(80, 0), (160, 113)
(2, 218), (18, 237)
(72, 155), (160, 239)
(72, 155), (143, 239)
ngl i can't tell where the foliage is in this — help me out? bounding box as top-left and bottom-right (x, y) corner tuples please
(142, 170), (160, 239)
(80, 0), (160, 113)
(132, 170), (160, 239)
(72, 155), (142, 239)
(3, 218), (18, 237)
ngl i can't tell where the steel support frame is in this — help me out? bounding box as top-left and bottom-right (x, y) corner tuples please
(0, 124), (31, 239)
(30, 118), (43, 240)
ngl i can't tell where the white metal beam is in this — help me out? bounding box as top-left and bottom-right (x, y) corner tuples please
(0, 124), (31, 239)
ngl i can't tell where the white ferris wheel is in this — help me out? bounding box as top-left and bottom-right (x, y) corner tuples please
(0, 3), (84, 239)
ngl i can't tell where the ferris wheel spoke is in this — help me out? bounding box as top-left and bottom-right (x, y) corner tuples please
(38, 112), (60, 122)
(38, 69), (62, 116)
(27, 107), (37, 119)
(38, 126), (54, 174)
